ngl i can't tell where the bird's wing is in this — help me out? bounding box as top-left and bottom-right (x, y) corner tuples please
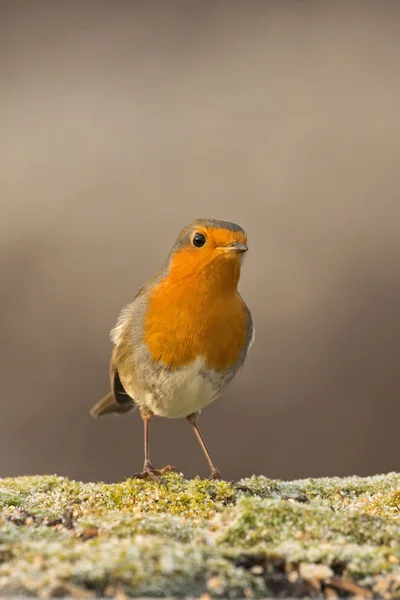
(89, 357), (134, 418)
(91, 265), (167, 419)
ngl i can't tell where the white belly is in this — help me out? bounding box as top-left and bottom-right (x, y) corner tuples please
(129, 357), (221, 418)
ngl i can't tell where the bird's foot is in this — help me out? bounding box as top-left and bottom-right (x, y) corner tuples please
(131, 463), (180, 483)
(209, 469), (222, 481)
(157, 465), (181, 475)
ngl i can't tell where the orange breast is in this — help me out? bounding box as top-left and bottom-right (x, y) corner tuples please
(143, 274), (249, 371)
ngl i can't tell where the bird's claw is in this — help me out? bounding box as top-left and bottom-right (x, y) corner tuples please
(157, 465), (180, 475)
(130, 464), (180, 485)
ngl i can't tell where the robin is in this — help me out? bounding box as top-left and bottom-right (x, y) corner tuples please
(90, 218), (254, 480)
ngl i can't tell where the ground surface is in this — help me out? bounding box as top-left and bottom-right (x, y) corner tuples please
(0, 473), (399, 598)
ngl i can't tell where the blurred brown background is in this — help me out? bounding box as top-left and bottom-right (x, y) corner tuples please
(1, 0), (400, 483)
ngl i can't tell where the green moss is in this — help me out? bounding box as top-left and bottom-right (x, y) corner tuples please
(229, 496), (400, 546)
(0, 472), (399, 597)
(366, 489), (400, 520)
(219, 497), (400, 577)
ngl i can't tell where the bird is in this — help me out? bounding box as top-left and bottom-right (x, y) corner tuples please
(90, 218), (254, 480)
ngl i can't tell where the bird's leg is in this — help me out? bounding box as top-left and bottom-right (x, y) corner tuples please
(132, 406), (179, 480)
(142, 407), (155, 473)
(187, 412), (221, 480)
(132, 407), (156, 479)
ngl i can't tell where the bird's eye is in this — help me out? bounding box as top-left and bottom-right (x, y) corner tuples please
(192, 232), (206, 248)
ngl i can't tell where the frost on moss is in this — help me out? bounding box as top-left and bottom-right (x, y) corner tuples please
(0, 472), (399, 597)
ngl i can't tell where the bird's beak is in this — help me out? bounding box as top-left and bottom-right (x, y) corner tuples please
(218, 242), (248, 253)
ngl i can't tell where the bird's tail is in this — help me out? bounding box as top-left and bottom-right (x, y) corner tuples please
(90, 392), (134, 418)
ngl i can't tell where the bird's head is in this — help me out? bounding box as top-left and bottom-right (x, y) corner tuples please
(166, 218), (248, 291)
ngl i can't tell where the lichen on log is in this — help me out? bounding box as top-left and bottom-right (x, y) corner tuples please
(0, 472), (399, 598)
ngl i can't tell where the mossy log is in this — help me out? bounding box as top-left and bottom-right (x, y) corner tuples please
(0, 473), (399, 598)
